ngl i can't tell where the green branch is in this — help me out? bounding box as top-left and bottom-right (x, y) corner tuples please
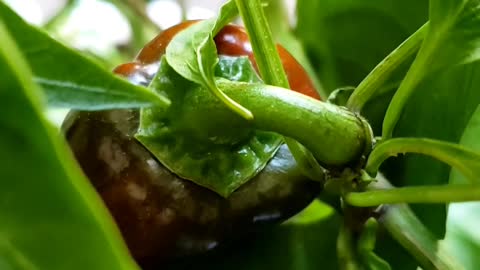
(345, 185), (480, 206)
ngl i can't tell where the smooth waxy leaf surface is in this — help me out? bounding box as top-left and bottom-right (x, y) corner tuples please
(381, 62), (480, 238)
(444, 105), (480, 270)
(0, 21), (138, 270)
(383, 0), (480, 138)
(0, 1), (169, 110)
(296, 0), (428, 93)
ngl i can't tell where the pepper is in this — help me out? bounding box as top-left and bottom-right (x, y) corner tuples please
(63, 21), (321, 267)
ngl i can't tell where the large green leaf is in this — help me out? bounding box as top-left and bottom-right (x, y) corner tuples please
(383, 0), (480, 138)
(0, 1), (169, 110)
(295, 0), (428, 92)
(381, 63), (480, 237)
(0, 21), (138, 270)
(444, 105), (480, 270)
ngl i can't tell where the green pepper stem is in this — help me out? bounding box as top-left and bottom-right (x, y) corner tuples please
(235, 0), (333, 179)
(189, 80), (368, 168)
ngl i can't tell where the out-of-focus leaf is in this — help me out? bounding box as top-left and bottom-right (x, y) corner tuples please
(295, 0), (428, 92)
(0, 20), (138, 270)
(444, 105), (480, 270)
(0, 1), (169, 110)
(383, 0), (480, 138)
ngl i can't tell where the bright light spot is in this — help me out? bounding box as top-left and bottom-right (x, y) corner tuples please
(187, 6), (215, 20)
(4, 0), (45, 25)
(147, 0), (182, 29)
(58, 0), (131, 54)
(46, 108), (69, 127)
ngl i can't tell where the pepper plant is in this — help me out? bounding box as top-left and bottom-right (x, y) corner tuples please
(1, 0), (480, 269)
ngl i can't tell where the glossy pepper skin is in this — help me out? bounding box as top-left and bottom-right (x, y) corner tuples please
(63, 21), (321, 267)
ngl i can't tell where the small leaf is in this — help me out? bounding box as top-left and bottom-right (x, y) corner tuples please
(165, 1), (252, 120)
(0, 21), (138, 270)
(0, 1), (169, 110)
(383, 0), (480, 138)
(367, 138), (480, 183)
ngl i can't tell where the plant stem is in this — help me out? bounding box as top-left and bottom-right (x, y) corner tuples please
(337, 224), (361, 270)
(235, 0), (332, 180)
(350, 176), (462, 270)
(189, 80), (369, 168)
(235, 0), (290, 88)
(345, 185), (480, 206)
(347, 23), (428, 112)
(264, 0), (326, 98)
(381, 204), (461, 270)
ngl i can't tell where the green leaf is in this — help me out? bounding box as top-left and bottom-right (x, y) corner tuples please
(347, 23), (428, 112)
(0, 21), (138, 270)
(165, 1), (252, 120)
(449, 105), (480, 185)
(0, 1), (169, 110)
(168, 201), (341, 270)
(295, 0), (428, 93)
(367, 138), (480, 183)
(383, 0), (480, 138)
(136, 56), (281, 197)
(444, 105), (480, 270)
(380, 63), (480, 237)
